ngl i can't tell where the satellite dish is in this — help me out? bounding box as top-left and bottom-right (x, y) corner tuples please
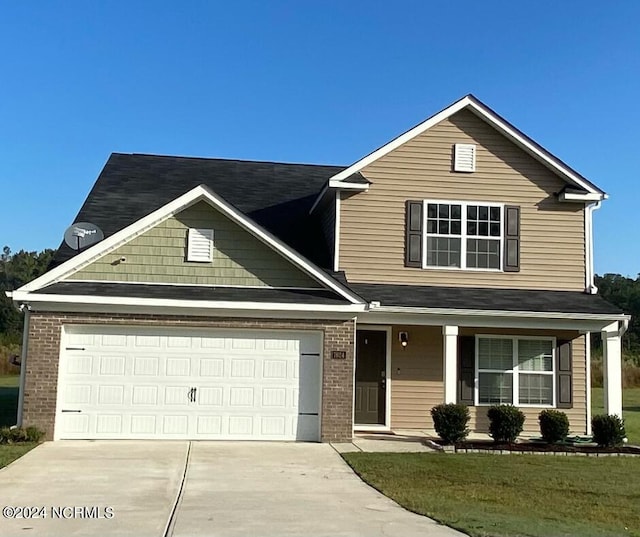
(63, 222), (104, 251)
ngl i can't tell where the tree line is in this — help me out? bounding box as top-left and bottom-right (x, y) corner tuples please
(0, 247), (638, 355)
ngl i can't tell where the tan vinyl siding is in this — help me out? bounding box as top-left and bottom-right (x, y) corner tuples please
(340, 109), (586, 291)
(389, 327), (587, 435)
(390, 326), (443, 430)
(70, 201), (320, 288)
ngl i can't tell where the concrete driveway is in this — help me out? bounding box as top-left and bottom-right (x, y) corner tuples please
(1, 441), (464, 537)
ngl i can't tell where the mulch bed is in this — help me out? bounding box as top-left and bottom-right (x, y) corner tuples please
(449, 440), (640, 455)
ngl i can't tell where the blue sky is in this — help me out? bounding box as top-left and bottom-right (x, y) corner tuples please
(1, 1), (639, 276)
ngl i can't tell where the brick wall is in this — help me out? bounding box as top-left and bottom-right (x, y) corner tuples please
(23, 312), (355, 442)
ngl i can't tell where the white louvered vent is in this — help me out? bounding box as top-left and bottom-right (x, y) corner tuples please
(453, 143), (476, 172)
(187, 228), (214, 262)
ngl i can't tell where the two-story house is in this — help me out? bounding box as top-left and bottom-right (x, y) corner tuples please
(11, 95), (629, 442)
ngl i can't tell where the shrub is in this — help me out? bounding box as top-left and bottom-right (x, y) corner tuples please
(591, 414), (626, 447)
(0, 426), (45, 445)
(538, 410), (569, 443)
(487, 405), (525, 443)
(431, 403), (470, 444)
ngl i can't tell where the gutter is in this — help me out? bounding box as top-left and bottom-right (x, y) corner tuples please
(16, 305), (30, 427)
(367, 303), (630, 322)
(585, 201), (602, 294)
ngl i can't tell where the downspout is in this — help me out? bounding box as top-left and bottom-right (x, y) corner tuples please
(585, 201), (602, 294)
(585, 331), (592, 435)
(16, 304), (31, 427)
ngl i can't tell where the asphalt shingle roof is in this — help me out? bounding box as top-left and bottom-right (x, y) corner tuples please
(349, 283), (624, 315)
(37, 281), (350, 305)
(50, 153), (346, 269)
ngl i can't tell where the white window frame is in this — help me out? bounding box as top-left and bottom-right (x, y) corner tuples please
(422, 200), (504, 272)
(474, 334), (556, 408)
(186, 228), (214, 263)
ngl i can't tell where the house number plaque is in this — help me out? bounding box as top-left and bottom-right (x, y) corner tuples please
(331, 350), (347, 360)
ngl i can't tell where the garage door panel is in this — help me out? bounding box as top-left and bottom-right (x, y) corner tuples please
(57, 326), (322, 441)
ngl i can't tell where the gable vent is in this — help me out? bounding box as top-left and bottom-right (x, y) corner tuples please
(453, 143), (476, 172)
(187, 228), (214, 262)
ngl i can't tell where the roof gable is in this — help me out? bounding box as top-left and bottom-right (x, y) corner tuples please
(19, 185), (363, 304)
(328, 94), (605, 198)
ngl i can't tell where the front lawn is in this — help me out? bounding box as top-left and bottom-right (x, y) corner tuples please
(0, 375), (19, 427)
(592, 387), (640, 444)
(0, 443), (37, 470)
(343, 452), (640, 537)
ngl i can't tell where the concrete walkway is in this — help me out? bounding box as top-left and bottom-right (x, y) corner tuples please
(1, 441), (464, 537)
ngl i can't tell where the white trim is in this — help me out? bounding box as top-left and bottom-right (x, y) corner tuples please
(443, 325), (459, 404)
(327, 180), (369, 190)
(11, 290), (366, 313)
(474, 334), (557, 408)
(354, 324), (392, 430)
(53, 324), (67, 440)
(559, 191), (603, 202)
(16, 309), (30, 427)
(368, 305), (629, 323)
(585, 332), (592, 435)
(17, 185), (363, 305)
(334, 191), (341, 272)
(328, 95), (604, 197)
(62, 279), (325, 292)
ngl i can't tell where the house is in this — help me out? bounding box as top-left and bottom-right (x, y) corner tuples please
(10, 95), (629, 442)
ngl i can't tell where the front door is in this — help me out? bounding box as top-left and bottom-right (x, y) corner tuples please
(354, 330), (387, 425)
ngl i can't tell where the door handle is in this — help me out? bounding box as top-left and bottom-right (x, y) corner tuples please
(188, 387), (195, 402)
(192, 387), (197, 402)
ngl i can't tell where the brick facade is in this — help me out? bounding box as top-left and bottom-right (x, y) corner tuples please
(23, 312), (355, 442)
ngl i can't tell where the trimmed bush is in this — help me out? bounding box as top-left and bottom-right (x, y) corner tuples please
(487, 405), (525, 443)
(0, 426), (45, 445)
(591, 414), (626, 447)
(538, 410), (569, 443)
(431, 403), (470, 444)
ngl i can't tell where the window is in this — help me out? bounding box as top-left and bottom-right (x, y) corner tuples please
(476, 336), (555, 406)
(424, 201), (502, 270)
(187, 228), (214, 262)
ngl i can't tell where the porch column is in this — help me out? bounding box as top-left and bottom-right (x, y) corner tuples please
(443, 325), (459, 404)
(602, 322), (623, 418)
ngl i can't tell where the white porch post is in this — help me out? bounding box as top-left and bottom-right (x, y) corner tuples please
(443, 325), (459, 404)
(602, 322), (623, 418)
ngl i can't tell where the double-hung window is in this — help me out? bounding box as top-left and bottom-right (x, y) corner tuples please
(476, 336), (555, 406)
(424, 201), (503, 270)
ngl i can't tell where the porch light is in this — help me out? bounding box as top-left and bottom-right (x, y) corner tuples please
(399, 331), (409, 348)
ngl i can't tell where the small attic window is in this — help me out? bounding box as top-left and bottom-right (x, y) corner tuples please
(453, 143), (476, 172)
(187, 228), (214, 262)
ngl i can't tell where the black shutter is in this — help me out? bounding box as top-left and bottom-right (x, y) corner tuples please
(458, 336), (475, 405)
(405, 200), (423, 267)
(557, 340), (573, 409)
(504, 205), (520, 272)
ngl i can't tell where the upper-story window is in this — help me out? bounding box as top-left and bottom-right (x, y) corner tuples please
(425, 201), (503, 270)
(405, 199), (521, 272)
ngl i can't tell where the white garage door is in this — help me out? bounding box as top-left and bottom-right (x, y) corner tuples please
(55, 325), (322, 441)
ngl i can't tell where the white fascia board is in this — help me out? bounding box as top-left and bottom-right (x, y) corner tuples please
(369, 304), (630, 322)
(358, 310), (626, 332)
(11, 290), (366, 314)
(327, 95), (604, 196)
(327, 180), (369, 190)
(17, 185), (363, 304)
(558, 191), (604, 202)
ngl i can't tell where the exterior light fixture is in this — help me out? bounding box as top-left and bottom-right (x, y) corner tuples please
(399, 331), (409, 348)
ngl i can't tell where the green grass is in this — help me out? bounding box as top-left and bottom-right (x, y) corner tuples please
(0, 443), (37, 469)
(0, 375), (19, 427)
(343, 452), (640, 537)
(592, 387), (640, 444)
